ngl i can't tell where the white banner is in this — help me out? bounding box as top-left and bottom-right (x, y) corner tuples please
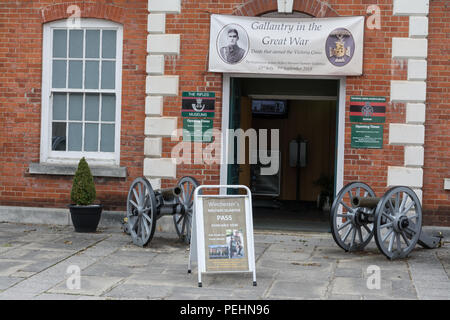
(208, 14), (364, 76)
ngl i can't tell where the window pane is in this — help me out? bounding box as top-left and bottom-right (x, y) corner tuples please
(85, 61), (99, 89)
(102, 30), (116, 59)
(85, 94), (99, 121)
(86, 30), (100, 58)
(52, 122), (66, 151)
(101, 124), (115, 152)
(52, 60), (66, 88)
(68, 123), (82, 151)
(101, 61), (115, 89)
(53, 30), (67, 58)
(68, 60), (83, 88)
(69, 93), (83, 121)
(69, 30), (83, 58)
(84, 123), (99, 152)
(52, 93), (66, 121)
(101, 94), (115, 121)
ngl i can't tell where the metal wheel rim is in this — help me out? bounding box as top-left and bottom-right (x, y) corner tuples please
(330, 182), (376, 252)
(127, 177), (156, 247)
(374, 186), (422, 260)
(173, 176), (199, 244)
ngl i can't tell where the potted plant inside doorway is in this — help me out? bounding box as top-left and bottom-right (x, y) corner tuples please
(314, 174), (333, 211)
(68, 157), (103, 232)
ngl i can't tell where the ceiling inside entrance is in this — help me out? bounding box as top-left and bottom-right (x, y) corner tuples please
(239, 78), (338, 99)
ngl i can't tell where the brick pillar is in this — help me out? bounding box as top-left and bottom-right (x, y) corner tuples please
(388, 0), (430, 203)
(144, 0), (181, 189)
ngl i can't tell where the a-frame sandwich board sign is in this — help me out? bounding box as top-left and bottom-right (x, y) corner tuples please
(188, 185), (256, 287)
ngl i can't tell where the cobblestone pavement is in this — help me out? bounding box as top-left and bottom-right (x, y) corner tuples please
(0, 222), (448, 300)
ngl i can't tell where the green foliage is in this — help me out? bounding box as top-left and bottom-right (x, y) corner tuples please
(71, 157), (96, 205)
(313, 174), (333, 197)
(314, 174), (334, 208)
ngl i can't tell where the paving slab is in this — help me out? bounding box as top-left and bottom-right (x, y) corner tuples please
(48, 275), (124, 296)
(267, 279), (329, 299)
(0, 222), (448, 301)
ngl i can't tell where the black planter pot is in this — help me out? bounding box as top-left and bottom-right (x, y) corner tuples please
(69, 204), (103, 232)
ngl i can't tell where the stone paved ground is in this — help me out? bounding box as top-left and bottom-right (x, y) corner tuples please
(0, 222), (448, 300)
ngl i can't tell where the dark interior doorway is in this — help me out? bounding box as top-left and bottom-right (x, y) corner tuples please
(228, 77), (339, 232)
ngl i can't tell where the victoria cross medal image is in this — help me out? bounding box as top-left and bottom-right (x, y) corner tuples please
(216, 24), (249, 64)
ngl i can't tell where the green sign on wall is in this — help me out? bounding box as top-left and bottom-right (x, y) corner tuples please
(183, 118), (213, 142)
(351, 124), (383, 149)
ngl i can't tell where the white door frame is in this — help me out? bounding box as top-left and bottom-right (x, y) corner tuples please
(219, 73), (346, 197)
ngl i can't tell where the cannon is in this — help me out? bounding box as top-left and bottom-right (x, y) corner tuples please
(330, 182), (443, 260)
(124, 176), (199, 247)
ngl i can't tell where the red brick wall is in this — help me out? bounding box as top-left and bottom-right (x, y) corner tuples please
(163, 0), (405, 191)
(422, 0), (450, 226)
(162, 0), (448, 226)
(0, 0), (448, 225)
(0, 0), (148, 210)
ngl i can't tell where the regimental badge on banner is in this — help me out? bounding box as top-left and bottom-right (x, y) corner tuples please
(326, 28), (355, 67)
(182, 92), (215, 118)
(349, 96), (386, 123)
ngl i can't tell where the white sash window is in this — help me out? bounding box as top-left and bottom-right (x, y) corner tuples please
(41, 19), (123, 165)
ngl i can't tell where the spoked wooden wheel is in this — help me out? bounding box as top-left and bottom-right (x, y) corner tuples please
(330, 182), (376, 252)
(374, 186), (422, 260)
(126, 177), (157, 247)
(173, 176), (199, 244)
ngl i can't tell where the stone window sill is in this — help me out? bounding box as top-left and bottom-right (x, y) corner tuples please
(28, 163), (127, 178)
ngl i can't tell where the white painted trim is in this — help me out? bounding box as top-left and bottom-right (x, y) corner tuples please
(389, 123), (424, 145)
(147, 13), (166, 34)
(277, 0), (294, 13)
(143, 158), (177, 178)
(390, 2), (429, 196)
(219, 73), (345, 200)
(221, 73), (346, 80)
(219, 73), (231, 194)
(41, 19), (123, 166)
(336, 78), (346, 196)
(148, 0), (181, 14)
(248, 94), (337, 101)
(393, 0), (429, 16)
(146, 75), (179, 96)
(147, 34), (180, 55)
(387, 166), (423, 188)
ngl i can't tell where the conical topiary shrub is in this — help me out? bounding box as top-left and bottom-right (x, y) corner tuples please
(69, 157), (102, 232)
(71, 157), (96, 205)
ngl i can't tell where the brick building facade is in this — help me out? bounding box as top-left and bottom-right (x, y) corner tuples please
(0, 0), (448, 226)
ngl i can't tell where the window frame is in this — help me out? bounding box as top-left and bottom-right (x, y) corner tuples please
(41, 18), (123, 166)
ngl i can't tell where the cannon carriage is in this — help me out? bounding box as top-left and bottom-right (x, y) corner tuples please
(124, 176), (199, 247)
(330, 182), (443, 260)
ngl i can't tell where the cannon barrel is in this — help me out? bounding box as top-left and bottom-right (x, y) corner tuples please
(159, 186), (182, 202)
(352, 196), (381, 208)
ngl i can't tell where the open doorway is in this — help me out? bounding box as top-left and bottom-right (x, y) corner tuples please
(226, 77), (339, 232)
